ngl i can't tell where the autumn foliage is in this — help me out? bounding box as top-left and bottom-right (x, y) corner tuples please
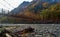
(9, 2), (60, 23)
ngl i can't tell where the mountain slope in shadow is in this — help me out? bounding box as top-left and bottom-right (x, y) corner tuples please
(11, 1), (30, 14)
(9, 0), (60, 24)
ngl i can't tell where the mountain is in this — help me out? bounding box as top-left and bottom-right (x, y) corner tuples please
(9, 0), (60, 24)
(11, 1), (30, 14)
(11, 0), (60, 14)
(15, 0), (60, 18)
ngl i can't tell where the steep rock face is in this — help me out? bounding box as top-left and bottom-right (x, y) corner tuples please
(9, 0), (60, 23)
(11, 0), (60, 14)
(11, 1), (30, 14)
(16, 0), (60, 20)
(21, 0), (58, 14)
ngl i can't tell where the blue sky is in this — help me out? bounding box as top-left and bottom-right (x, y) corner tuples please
(0, 0), (32, 11)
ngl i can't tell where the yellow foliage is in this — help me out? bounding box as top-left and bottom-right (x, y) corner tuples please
(42, 2), (48, 7)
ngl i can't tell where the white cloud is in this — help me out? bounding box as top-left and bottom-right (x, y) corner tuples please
(0, 0), (32, 11)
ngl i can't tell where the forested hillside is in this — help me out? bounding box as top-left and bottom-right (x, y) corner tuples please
(1, 0), (60, 24)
